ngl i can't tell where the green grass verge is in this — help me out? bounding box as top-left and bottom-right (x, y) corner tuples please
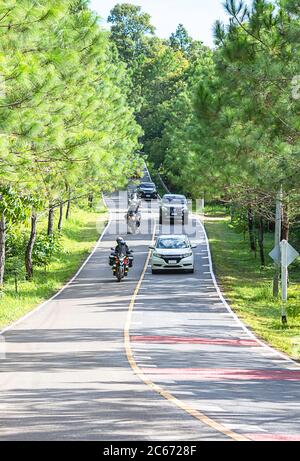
(0, 203), (108, 330)
(204, 208), (300, 360)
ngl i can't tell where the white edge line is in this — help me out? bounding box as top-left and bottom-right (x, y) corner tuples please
(0, 195), (112, 336)
(143, 162), (153, 183)
(196, 215), (300, 367)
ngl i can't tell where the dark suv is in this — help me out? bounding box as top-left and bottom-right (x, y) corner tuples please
(137, 182), (158, 200)
(159, 194), (189, 224)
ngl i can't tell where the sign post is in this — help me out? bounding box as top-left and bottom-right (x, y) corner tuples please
(273, 187), (282, 297)
(269, 240), (299, 324)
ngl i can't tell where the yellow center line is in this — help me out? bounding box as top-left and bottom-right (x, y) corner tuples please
(124, 221), (250, 442)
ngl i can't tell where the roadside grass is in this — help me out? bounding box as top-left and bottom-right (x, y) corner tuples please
(0, 202), (108, 330)
(204, 206), (300, 360)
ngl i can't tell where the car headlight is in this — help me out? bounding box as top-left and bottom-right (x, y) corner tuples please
(153, 252), (162, 258)
(182, 251), (193, 258)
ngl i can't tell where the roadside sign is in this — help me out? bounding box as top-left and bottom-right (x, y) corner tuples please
(269, 241), (299, 267)
(269, 246), (281, 264)
(280, 240), (299, 268)
(271, 240), (300, 324)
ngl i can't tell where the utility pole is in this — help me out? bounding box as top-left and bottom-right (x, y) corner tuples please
(280, 240), (288, 324)
(273, 186), (282, 297)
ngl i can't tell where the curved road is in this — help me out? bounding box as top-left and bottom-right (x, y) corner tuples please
(0, 181), (300, 440)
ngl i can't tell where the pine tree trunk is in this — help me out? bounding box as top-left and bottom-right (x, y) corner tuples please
(66, 199), (71, 220)
(58, 202), (63, 232)
(0, 212), (6, 288)
(230, 204), (234, 224)
(247, 207), (256, 252)
(88, 193), (94, 209)
(25, 213), (37, 281)
(258, 213), (265, 266)
(65, 183), (71, 220)
(47, 204), (54, 236)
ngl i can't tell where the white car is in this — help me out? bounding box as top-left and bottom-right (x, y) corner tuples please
(150, 235), (197, 274)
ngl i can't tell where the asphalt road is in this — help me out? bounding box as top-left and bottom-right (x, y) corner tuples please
(0, 180), (300, 441)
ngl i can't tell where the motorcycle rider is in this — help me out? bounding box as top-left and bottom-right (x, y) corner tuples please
(126, 198), (141, 232)
(130, 190), (139, 202)
(114, 237), (131, 256)
(110, 237), (133, 274)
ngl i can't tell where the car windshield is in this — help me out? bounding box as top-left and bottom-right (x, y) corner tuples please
(162, 196), (186, 205)
(156, 238), (189, 249)
(140, 184), (155, 189)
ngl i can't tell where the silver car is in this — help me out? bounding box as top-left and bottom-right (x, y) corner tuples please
(150, 235), (196, 274)
(159, 194), (189, 224)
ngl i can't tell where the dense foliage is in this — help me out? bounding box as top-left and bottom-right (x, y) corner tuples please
(161, 0), (300, 268)
(0, 0), (142, 286)
(108, 1), (300, 273)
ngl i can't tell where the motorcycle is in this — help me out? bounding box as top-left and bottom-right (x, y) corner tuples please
(126, 211), (141, 234)
(110, 249), (133, 282)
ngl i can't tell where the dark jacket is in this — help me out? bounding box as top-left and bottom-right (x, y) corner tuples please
(114, 242), (130, 256)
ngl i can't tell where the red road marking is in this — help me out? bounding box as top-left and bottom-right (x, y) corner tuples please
(247, 434), (300, 441)
(131, 335), (259, 347)
(141, 368), (300, 381)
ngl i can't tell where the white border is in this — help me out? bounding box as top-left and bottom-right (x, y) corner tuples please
(197, 216), (300, 367)
(0, 197), (112, 336)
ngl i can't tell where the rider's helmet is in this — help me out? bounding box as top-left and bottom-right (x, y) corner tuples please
(116, 237), (125, 245)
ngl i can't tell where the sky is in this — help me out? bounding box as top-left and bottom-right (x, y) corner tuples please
(89, 0), (235, 48)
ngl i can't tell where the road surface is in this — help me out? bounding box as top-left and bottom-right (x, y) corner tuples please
(0, 179), (300, 441)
